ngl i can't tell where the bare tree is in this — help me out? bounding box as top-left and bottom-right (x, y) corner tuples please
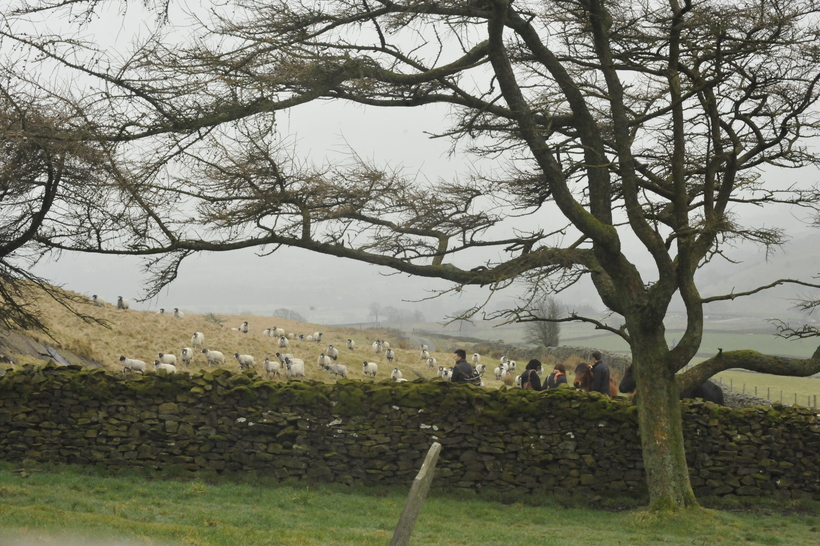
(368, 302), (382, 326)
(524, 297), (561, 348)
(0, 84), (113, 331)
(9, 0), (820, 509)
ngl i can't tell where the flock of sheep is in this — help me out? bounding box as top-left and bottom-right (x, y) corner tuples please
(97, 296), (528, 387)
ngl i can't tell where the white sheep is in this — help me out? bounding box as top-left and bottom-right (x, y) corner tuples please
(475, 364), (486, 376)
(427, 357), (437, 369)
(173, 308), (185, 319)
(371, 341), (383, 355)
(438, 366), (452, 381)
(420, 343), (428, 351)
(502, 369), (516, 386)
(233, 321), (249, 333)
(278, 336), (289, 349)
(234, 353), (256, 369)
(327, 345), (339, 360)
(317, 353), (332, 369)
(346, 339), (355, 350)
(390, 367), (403, 381)
(201, 348), (225, 367)
(386, 349), (395, 363)
(263, 358), (282, 379)
(157, 353), (177, 366)
(153, 360), (177, 374)
(420, 349), (430, 361)
(191, 332), (205, 348)
(119, 356), (146, 374)
(157, 308), (165, 314)
(117, 296), (130, 310)
(494, 365), (503, 380)
(472, 353), (481, 365)
(327, 363), (348, 379)
(313, 332), (323, 343)
(263, 328), (274, 338)
(275, 352), (294, 364)
(305, 334), (314, 342)
(92, 295), (106, 307)
(287, 332), (296, 340)
(362, 361), (378, 377)
(382, 340), (390, 350)
(180, 348), (193, 367)
(507, 360), (517, 372)
(285, 357), (305, 379)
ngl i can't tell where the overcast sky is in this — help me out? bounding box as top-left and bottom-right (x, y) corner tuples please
(23, 0), (820, 327)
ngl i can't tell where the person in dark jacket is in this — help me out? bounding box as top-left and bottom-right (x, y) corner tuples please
(546, 362), (568, 389)
(450, 349), (476, 383)
(589, 350), (611, 396)
(519, 359), (543, 390)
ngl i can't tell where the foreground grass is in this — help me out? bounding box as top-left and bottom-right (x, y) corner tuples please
(0, 464), (819, 545)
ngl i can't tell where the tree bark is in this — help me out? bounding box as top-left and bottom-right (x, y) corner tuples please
(632, 332), (699, 510)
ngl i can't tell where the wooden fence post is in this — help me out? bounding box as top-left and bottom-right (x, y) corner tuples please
(390, 442), (442, 546)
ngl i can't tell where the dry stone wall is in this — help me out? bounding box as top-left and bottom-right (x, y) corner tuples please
(0, 363), (818, 500)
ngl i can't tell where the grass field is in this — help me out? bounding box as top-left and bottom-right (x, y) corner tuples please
(1, 463), (820, 546)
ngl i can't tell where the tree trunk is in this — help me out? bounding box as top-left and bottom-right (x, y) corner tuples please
(633, 346), (699, 510)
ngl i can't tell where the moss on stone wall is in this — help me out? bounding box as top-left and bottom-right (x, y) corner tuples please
(0, 365), (817, 500)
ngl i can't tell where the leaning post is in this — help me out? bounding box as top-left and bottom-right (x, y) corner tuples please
(389, 441), (442, 546)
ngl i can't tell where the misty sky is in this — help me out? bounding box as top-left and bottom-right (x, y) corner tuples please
(23, 1), (820, 327)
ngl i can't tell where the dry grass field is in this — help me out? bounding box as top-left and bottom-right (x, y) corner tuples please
(7, 287), (588, 389)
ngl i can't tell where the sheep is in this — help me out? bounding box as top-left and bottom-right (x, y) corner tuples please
(507, 360), (517, 372)
(117, 296), (130, 310)
(390, 367), (403, 381)
(157, 308), (165, 314)
(313, 332), (323, 343)
(273, 327), (285, 337)
(326, 345), (339, 360)
(515, 374), (522, 388)
(180, 348), (194, 367)
(501, 369), (515, 386)
(119, 356), (146, 374)
(420, 349), (430, 361)
(278, 336), (289, 349)
(234, 353), (256, 369)
(427, 357), (437, 369)
(475, 364), (486, 376)
(381, 340), (390, 350)
(173, 308), (185, 319)
(157, 353), (177, 366)
(494, 365), (503, 380)
(438, 366), (452, 381)
(371, 340), (383, 355)
(327, 363), (348, 379)
(305, 334), (314, 342)
(298, 334), (306, 342)
(263, 328), (274, 338)
(153, 360), (177, 374)
(201, 348), (225, 367)
(191, 332), (205, 348)
(287, 333), (296, 340)
(394, 377), (408, 383)
(472, 353), (481, 365)
(385, 348), (395, 363)
(91, 295), (106, 307)
(263, 358), (282, 379)
(275, 352), (294, 364)
(362, 361), (378, 377)
(317, 353), (332, 369)
(420, 343), (428, 351)
(284, 357), (305, 379)
(500, 355), (509, 365)
(346, 339), (355, 350)
(232, 321), (249, 333)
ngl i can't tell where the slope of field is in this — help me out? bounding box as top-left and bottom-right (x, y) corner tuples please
(1, 288), (523, 388)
